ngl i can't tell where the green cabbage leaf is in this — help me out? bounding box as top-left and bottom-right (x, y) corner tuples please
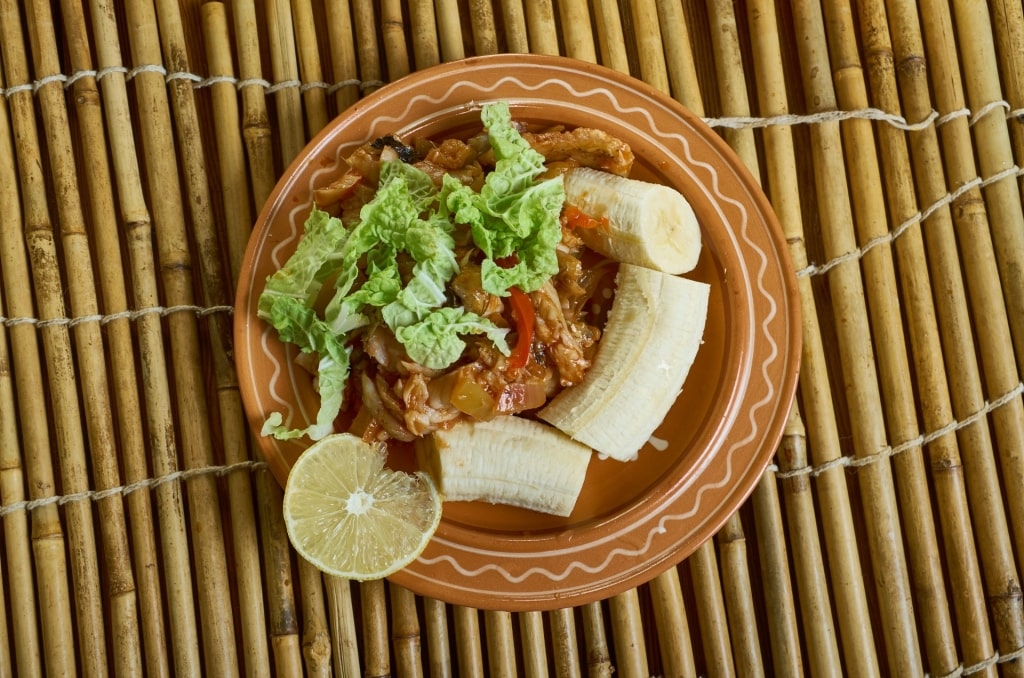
(257, 101), (561, 440)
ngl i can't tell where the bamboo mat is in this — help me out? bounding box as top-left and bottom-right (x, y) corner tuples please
(0, 0), (1023, 675)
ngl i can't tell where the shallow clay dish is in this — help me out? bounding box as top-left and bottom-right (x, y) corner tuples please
(235, 54), (801, 611)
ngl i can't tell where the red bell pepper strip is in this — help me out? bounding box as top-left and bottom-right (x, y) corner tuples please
(562, 204), (609, 230)
(507, 286), (534, 370)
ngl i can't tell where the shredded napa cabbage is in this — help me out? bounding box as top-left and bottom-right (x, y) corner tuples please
(257, 101), (564, 440)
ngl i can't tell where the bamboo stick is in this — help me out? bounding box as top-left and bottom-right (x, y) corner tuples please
(2, 2), (116, 674)
(630, 0), (669, 93)
(469, 0), (499, 56)
(63, 1), (186, 674)
(0, 299), (74, 677)
(422, 597), (452, 678)
(746, 0), (870, 672)
(291, 0), (330, 134)
(454, 606), (485, 677)
(775, 409), (844, 677)
(434, 0), (466, 61)
(267, 0), (307, 161)
(256, 472), (304, 677)
(382, 0), (411, 80)
(856, 1), (997, 674)
(409, 0), (442, 67)
(361, 579), (391, 676)
(524, 0), (560, 56)
(518, 611), (548, 678)
(900, 0), (1024, 667)
(717, 518), (763, 676)
(199, 14), (277, 671)
(124, 1), (242, 674)
(484, 610), (517, 676)
(391, 583), (425, 677)
(548, 607), (580, 678)
(299, 562), (331, 678)
(325, 576), (362, 678)
(266, 516), (306, 672)
(648, 568), (697, 678)
(591, 0), (629, 73)
(88, 0), (203, 672)
(231, 11), (304, 664)
(325, 0), (360, 111)
(499, 0), (529, 54)
(581, 602), (612, 678)
(706, 0), (759, 173)
(687, 545), (735, 677)
(0, 364), (26, 678)
(609, 589), (650, 678)
(656, 0), (702, 109)
(352, 0), (384, 93)
(0, 57), (45, 678)
(749, 476), (803, 676)
(949, 0), (1024, 373)
(990, 0), (1024, 201)
(0, 557), (9, 676)
(822, 0), (962, 673)
(202, 2), (255, 285)
(793, 0), (928, 673)
(555, 0), (595, 62)
(232, 0), (277, 209)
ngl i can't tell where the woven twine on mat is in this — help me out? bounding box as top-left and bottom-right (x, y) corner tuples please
(0, 79), (1021, 676)
(2, 0), (1024, 670)
(0, 70), (1021, 499)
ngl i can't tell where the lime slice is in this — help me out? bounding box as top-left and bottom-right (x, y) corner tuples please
(282, 433), (442, 580)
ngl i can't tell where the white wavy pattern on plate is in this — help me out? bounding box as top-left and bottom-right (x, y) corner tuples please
(256, 145), (352, 445)
(256, 68), (786, 590)
(418, 195), (780, 590)
(386, 71), (784, 589)
(257, 276), (306, 442)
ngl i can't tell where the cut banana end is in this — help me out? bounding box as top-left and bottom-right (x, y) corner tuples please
(416, 415), (592, 517)
(539, 263), (710, 461)
(563, 167), (702, 274)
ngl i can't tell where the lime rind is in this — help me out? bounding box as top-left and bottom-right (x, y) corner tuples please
(283, 434), (442, 580)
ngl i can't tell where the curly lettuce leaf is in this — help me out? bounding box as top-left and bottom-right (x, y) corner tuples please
(258, 294), (350, 441)
(380, 157), (440, 212)
(395, 307), (510, 370)
(441, 101), (565, 296)
(257, 101), (562, 440)
(257, 208), (352, 317)
(381, 211), (461, 330)
(321, 165), (438, 334)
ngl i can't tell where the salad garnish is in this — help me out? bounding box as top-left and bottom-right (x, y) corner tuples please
(258, 101), (568, 440)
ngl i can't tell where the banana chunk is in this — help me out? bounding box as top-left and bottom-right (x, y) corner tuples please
(563, 166), (702, 274)
(539, 264), (710, 461)
(417, 416), (592, 517)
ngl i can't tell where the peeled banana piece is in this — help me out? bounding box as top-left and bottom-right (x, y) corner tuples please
(416, 415), (592, 516)
(562, 166), (702, 274)
(539, 263), (710, 462)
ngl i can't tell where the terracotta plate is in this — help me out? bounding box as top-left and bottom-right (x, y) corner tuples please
(234, 55), (801, 611)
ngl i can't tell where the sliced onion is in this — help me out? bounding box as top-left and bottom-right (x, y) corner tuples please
(494, 382), (547, 415)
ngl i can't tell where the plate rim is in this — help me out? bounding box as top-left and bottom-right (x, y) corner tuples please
(234, 54), (802, 611)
